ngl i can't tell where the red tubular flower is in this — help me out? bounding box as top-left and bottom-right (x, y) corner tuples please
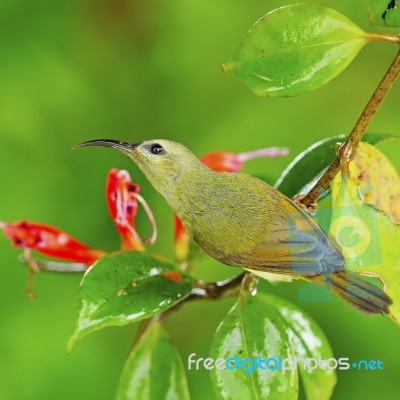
(174, 147), (289, 262)
(200, 147), (289, 172)
(1, 221), (105, 265)
(0, 169), (155, 266)
(0, 168), (156, 298)
(200, 151), (243, 172)
(106, 169), (144, 251)
(174, 215), (190, 263)
(0, 220), (106, 298)
(106, 169), (157, 251)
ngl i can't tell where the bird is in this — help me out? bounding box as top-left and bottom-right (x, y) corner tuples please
(76, 138), (392, 315)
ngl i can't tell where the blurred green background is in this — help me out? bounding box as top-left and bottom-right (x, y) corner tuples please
(0, 1), (399, 399)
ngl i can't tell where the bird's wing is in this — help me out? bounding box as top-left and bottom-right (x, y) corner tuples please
(222, 195), (344, 276)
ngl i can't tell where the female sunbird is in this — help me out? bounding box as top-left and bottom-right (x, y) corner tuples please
(77, 139), (392, 315)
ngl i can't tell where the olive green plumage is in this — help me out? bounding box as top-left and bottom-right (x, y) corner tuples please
(77, 138), (392, 315)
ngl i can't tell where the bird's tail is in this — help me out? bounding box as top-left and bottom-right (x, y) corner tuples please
(306, 271), (392, 315)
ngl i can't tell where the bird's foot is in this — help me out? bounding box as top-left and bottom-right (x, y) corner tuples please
(293, 194), (318, 216)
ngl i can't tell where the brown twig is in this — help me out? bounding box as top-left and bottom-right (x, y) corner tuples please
(161, 272), (249, 319)
(190, 272), (247, 299)
(301, 47), (400, 207)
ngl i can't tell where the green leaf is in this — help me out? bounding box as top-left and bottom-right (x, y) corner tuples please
(266, 295), (336, 400)
(67, 251), (193, 351)
(210, 292), (298, 400)
(369, 0), (400, 27)
(275, 134), (345, 197)
(364, 132), (400, 144)
(116, 322), (190, 400)
(275, 132), (399, 198)
(223, 4), (367, 97)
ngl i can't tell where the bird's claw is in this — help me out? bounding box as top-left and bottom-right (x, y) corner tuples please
(293, 194), (318, 216)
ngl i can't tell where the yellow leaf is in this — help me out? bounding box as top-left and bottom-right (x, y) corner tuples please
(349, 142), (400, 223)
(330, 145), (400, 323)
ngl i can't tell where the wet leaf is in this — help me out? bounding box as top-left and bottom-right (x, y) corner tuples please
(330, 147), (400, 323)
(275, 132), (399, 198)
(275, 134), (345, 197)
(223, 4), (367, 97)
(116, 322), (190, 400)
(67, 251), (193, 351)
(268, 295), (336, 400)
(369, 0), (400, 27)
(210, 292), (298, 400)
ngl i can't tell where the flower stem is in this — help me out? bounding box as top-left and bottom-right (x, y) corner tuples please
(134, 192), (158, 245)
(238, 147), (289, 162)
(302, 47), (400, 207)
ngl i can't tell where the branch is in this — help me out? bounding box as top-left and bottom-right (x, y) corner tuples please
(190, 272), (247, 299)
(301, 47), (400, 207)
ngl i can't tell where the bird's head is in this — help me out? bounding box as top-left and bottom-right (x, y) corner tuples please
(76, 139), (207, 200)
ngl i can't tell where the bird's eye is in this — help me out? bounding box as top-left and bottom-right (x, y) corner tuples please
(150, 143), (164, 155)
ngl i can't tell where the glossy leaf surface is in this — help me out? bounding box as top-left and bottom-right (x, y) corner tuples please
(224, 4), (367, 97)
(269, 295), (336, 400)
(116, 322), (190, 400)
(210, 292), (298, 400)
(275, 132), (399, 198)
(68, 251), (193, 351)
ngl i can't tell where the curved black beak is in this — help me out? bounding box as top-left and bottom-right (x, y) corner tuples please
(74, 139), (139, 154)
